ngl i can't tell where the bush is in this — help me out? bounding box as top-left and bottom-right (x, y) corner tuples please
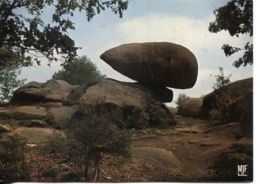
(0, 134), (30, 182)
(146, 103), (175, 128)
(66, 106), (131, 181)
(38, 130), (67, 156)
(123, 106), (149, 129)
(175, 94), (190, 107)
(208, 91), (232, 121)
(211, 67), (231, 90)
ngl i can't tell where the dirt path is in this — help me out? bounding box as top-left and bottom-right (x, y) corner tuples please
(124, 115), (244, 181)
(14, 115), (251, 182)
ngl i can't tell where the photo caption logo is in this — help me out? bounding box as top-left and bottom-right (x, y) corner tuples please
(237, 164), (248, 176)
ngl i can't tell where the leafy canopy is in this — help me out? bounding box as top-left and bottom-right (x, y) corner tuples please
(209, 0), (253, 67)
(0, 0), (128, 67)
(0, 66), (25, 104)
(52, 55), (102, 85)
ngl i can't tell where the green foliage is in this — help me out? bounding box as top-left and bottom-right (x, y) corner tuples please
(209, 67), (232, 121)
(211, 67), (231, 90)
(123, 106), (149, 129)
(0, 134), (30, 182)
(0, 63), (26, 104)
(146, 103), (175, 128)
(52, 56), (102, 85)
(39, 130), (67, 155)
(66, 106), (131, 181)
(175, 94), (190, 107)
(208, 92), (233, 121)
(0, 0), (128, 67)
(209, 0), (253, 67)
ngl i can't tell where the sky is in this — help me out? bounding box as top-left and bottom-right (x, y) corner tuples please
(18, 0), (253, 107)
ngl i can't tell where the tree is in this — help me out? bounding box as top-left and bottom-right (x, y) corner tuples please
(0, 64), (25, 104)
(0, 0), (128, 67)
(52, 56), (102, 85)
(209, 0), (253, 67)
(211, 67), (232, 90)
(175, 94), (190, 107)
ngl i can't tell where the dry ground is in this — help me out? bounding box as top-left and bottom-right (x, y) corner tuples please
(14, 115), (252, 182)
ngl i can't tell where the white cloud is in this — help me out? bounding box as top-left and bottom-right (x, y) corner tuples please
(116, 15), (251, 54)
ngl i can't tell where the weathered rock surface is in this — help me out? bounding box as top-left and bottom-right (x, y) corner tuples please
(79, 78), (175, 128)
(11, 80), (78, 104)
(0, 124), (12, 135)
(201, 78), (253, 137)
(26, 120), (49, 127)
(0, 106), (47, 120)
(201, 78), (252, 118)
(80, 78), (158, 107)
(47, 106), (78, 128)
(178, 98), (203, 117)
(229, 90), (253, 138)
(101, 42), (198, 89)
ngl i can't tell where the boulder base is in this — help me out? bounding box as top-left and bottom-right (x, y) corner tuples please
(79, 78), (175, 129)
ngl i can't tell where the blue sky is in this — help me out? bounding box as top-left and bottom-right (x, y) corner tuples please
(19, 0), (253, 106)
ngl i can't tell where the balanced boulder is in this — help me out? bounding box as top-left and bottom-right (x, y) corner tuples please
(101, 42), (198, 89)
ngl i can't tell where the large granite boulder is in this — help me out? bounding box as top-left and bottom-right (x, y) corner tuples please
(81, 78), (159, 107)
(100, 42), (198, 89)
(200, 78), (253, 137)
(79, 78), (175, 129)
(11, 80), (77, 104)
(229, 90), (253, 138)
(201, 78), (252, 119)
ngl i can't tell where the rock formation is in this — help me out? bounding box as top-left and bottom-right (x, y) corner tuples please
(101, 42), (198, 89)
(0, 80), (80, 129)
(0, 42), (198, 130)
(0, 78), (175, 129)
(11, 80), (78, 104)
(200, 78), (253, 137)
(79, 78), (176, 129)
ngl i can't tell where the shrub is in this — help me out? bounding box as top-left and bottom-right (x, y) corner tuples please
(0, 134), (30, 182)
(123, 106), (149, 129)
(38, 130), (67, 157)
(208, 91), (233, 121)
(175, 94), (190, 107)
(66, 106), (131, 181)
(146, 103), (175, 128)
(211, 67), (231, 90)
